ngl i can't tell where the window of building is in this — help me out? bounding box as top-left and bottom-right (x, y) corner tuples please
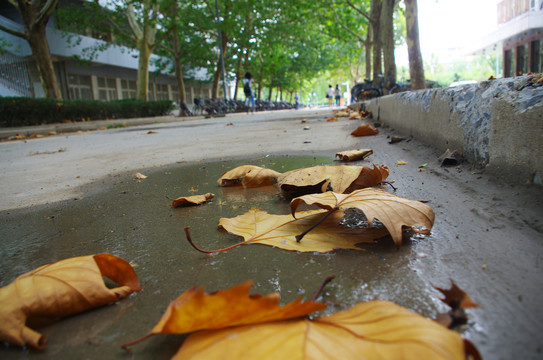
(97, 76), (118, 101)
(155, 83), (170, 100)
(531, 39), (542, 72)
(516, 44), (528, 75)
(148, 83), (155, 101)
(68, 74), (92, 100)
(504, 49), (514, 77)
(120, 79), (137, 99)
(170, 85), (179, 103)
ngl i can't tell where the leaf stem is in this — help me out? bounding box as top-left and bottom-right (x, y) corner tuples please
(311, 275), (335, 301)
(185, 227), (244, 253)
(121, 333), (152, 350)
(295, 207), (338, 242)
(382, 181), (397, 191)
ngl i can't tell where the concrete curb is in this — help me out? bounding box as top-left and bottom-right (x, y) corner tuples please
(358, 74), (543, 184)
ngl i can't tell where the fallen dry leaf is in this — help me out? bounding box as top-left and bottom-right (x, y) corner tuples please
(326, 117), (338, 122)
(389, 135), (405, 144)
(0, 254), (141, 349)
(278, 164), (389, 199)
(439, 149), (463, 166)
(434, 282), (479, 329)
(172, 193), (215, 207)
(351, 123), (379, 136)
(335, 149), (373, 162)
(217, 165), (282, 188)
(348, 112), (362, 119)
(396, 160), (408, 165)
(185, 208), (389, 253)
(174, 300), (472, 360)
(335, 110), (349, 117)
(122, 280), (326, 348)
(435, 281), (479, 310)
(135, 172), (147, 179)
(290, 188), (435, 248)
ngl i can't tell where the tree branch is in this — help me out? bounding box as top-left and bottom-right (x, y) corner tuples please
(36, 0), (60, 26)
(0, 23), (26, 39)
(345, 0), (371, 21)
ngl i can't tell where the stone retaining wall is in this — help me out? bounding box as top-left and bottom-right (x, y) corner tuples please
(362, 74), (543, 184)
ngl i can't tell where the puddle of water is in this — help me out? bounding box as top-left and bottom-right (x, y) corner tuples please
(0, 155), (438, 359)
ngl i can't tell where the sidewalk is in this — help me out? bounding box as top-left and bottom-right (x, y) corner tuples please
(0, 113), (200, 140)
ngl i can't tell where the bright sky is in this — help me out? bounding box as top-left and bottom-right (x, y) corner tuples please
(397, 0), (499, 64)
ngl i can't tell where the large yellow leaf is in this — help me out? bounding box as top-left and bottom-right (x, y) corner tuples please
(277, 164), (389, 199)
(290, 188), (434, 248)
(173, 300), (469, 360)
(217, 165), (282, 187)
(215, 207), (389, 253)
(0, 254), (141, 349)
(121, 280), (326, 348)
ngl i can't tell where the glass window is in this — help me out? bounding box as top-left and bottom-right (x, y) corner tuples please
(170, 85), (179, 102)
(96, 76), (118, 101)
(155, 83), (169, 100)
(516, 44), (528, 75)
(504, 49), (514, 77)
(531, 40), (541, 73)
(67, 74), (92, 100)
(120, 79), (137, 99)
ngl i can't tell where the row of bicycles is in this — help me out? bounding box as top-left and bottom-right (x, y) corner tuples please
(350, 75), (441, 102)
(187, 98), (296, 116)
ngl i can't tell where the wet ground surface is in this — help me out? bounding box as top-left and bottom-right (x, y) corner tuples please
(1, 109), (543, 359)
(1, 155), (442, 359)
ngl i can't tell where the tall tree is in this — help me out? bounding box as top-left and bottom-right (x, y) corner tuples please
(324, 0), (371, 84)
(369, 0), (382, 87)
(381, 0), (396, 92)
(123, 0), (176, 100)
(0, 0), (62, 99)
(404, 0), (425, 89)
(60, 0), (178, 101)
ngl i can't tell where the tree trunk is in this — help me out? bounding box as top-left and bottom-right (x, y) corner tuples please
(137, 38), (153, 101)
(370, 0), (382, 87)
(234, 55), (242, 100)
(212, 32), (228, 99)
(12, 0), (62, 99)
(174, 55), (188, 116)
(381, 0), (396, 93)
(405, 0), (425, 90)
(27, 23), (62, 99)
(365, 29), (372, 80)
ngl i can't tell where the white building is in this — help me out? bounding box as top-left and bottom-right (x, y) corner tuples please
(470, 0), (543, 77)
(0, 1), (218, 103)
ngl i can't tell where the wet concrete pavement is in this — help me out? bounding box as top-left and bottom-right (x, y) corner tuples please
(1, 108), (542, 359)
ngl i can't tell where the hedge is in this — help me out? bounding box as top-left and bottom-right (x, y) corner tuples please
(0, 97), (174, 127)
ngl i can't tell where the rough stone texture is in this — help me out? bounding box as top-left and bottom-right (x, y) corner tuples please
(364, 74), (543, 183)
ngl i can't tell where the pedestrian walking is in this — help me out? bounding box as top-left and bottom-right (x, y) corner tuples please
(294, 92), (300, 110)
(243, 72), (255, 113)
(334, 84), (341, 106)
(326, 85), (334, 107)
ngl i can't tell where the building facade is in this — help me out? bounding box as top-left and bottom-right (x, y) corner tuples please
(0, 2), (218, 104)
(473, 0), (543, 77)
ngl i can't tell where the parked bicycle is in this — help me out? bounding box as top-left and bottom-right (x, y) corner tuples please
(351, 76), (442, 103)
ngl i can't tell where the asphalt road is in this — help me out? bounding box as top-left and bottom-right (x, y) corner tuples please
(1, 107), (542, 359)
